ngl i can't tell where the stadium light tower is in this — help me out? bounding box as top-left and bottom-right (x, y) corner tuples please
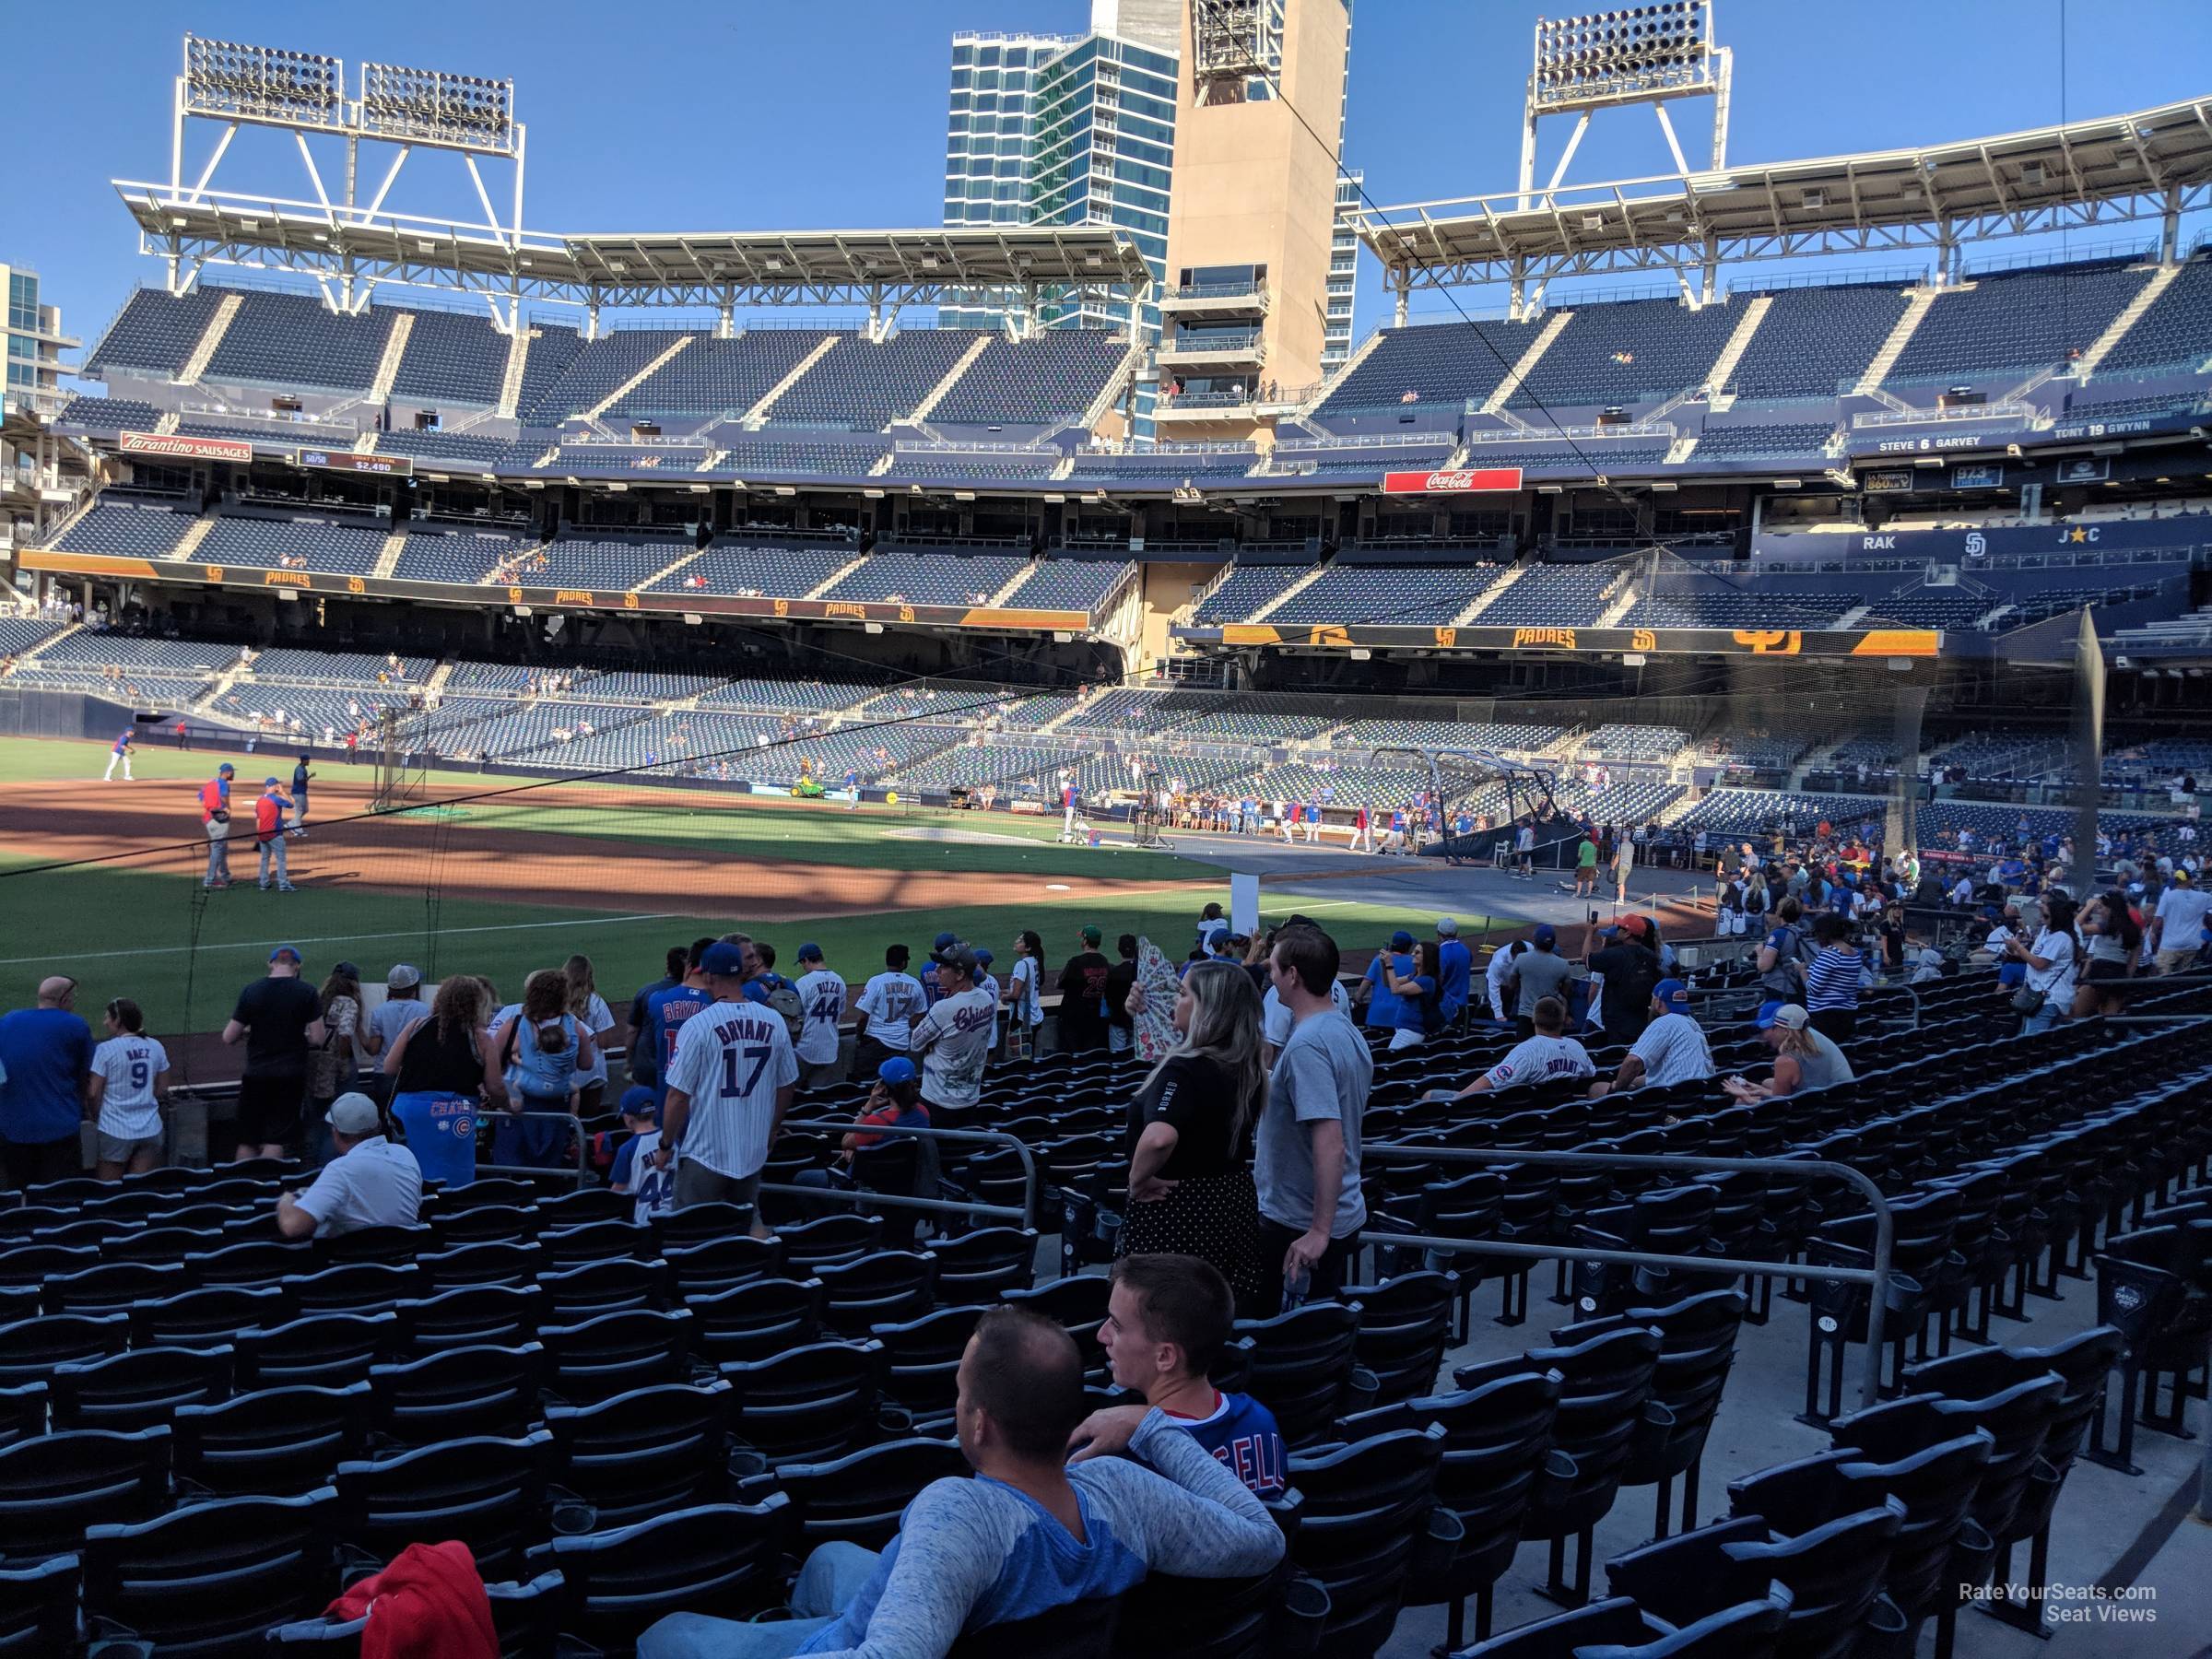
(1522, 6), (1730, 198)
(163, 34), (526, 324)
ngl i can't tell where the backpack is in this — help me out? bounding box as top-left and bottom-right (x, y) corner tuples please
(1759, 925), (1808, 998)
(760, 976), (806, 1045)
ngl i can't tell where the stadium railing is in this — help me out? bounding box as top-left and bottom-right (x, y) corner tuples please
(767, 1120), (1042, 1230)
(1355, 1146), (1899, 1415)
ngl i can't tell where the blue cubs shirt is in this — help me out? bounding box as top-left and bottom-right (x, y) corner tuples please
(1166, 1389), (1287, 1500)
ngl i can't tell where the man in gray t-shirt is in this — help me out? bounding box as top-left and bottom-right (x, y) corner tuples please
(1509, 926), (1575, 1030)
(1255, 927), (1372, 1318)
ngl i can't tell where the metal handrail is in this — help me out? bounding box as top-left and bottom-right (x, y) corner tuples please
(771, 1119), (1041, 1230)
(1357, 1145), (1895, 1412)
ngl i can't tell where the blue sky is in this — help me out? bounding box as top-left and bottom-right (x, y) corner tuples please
(10, 0), (2208, 349)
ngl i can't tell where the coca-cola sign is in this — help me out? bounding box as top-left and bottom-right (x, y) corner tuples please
(1381, 467), (1524, 494)
(120, 430), (253, 464)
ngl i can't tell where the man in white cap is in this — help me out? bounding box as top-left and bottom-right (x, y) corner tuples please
(276, 1092), (420, 1239)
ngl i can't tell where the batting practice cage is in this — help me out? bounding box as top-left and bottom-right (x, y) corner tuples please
(0, 619), (2117, 1088)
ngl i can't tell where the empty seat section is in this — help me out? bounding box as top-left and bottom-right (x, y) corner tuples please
(1266, 438), (1456, 478)
(533, 536), (691, 588)
(1692, 421), (1835, 460)
(204, 290), (395, 394)
(821, 552), (1030, 606)
(722, 437), (888, 477)
(881, 451), (1061, 482)
(928, 331), (1124, 426)
(1456, 441), (1669, 474)
(1269, 566), (1489, 626)
(1192, 566), (1309, 622)
(1478, 564), (1623, 626)
(2096, 253), (2212, 375)
(643, 539), (855, 597)
(1509, 297), (1743, 408)
(55, 397), (159, 433)
(518, 330), (690, 423)
(172, 415), (357, 447)
(86, 288), (227, 377)
(769, 331), (982, 429)
(1621, 587), (1855, 627)
(1888, 260), (2151, 383)
(551, 445), (710, 474)
(1314, 320), (1529, 415)
(373, 429), (537, 469)
(194, 516), (388, 574)
(612, 331), (838, 420)
(1012, 561), (1132, 612)
(1729, 284), (1912, 398)
(385, 307), (510, 406)
(1060, 449), (1259, 488)
(391, 529), (529, 583)
(509, 324), (588, 416)
(53, 502), (196, 559)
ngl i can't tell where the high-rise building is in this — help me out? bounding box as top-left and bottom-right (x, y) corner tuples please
(941, 9), (1180, 434)
(2, 265), (74, 413)
(1324, 169), (1362, 371)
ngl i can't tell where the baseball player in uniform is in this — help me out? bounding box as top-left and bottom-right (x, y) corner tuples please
(103, 729), (135, 782)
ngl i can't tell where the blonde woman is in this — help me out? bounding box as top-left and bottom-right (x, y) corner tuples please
(1118, 959), (1267, 1310)
(563, 954), (618, 1114)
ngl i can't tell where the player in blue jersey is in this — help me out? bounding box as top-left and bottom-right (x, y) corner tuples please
(1068, 1253), (1287, 1500)
(103, 728), (135, 782)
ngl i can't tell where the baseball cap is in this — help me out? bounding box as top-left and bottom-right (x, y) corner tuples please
(2176, 870), (2194, 885)
(1533, 924), (1558, 948)
(263, 776), (279, 787)
(700, 940), (748, 977)
(1390, 930), (1415, 950)
(386, 964), (422, 990)
(618, 1084), (657, 1121)
(933, 942), (979, 977)
(973, 947), (994, 967)
(877, 1056), (920, 1087)
(1435, 916), (1459, 937)
(932, 932), (959, 951)
(1081, 924), (1102, 946)
(218, 763), (235, 775)
(1757, 1001), (1810, 1031)
(333, 961), (359, 981)
(269, 945), (303, 965)
(1653, 977), (1689, 1013)
(325, 1092), (381, 1135)
(796, 943), (824, 963)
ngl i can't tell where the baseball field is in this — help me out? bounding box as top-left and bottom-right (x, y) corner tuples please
(0, 735), (1505, 1072)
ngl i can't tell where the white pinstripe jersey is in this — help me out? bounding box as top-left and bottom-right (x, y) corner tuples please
(663, 999), (799, 1180)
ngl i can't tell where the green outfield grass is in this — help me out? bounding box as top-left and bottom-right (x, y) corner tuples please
(0, 737), (1504, 1037)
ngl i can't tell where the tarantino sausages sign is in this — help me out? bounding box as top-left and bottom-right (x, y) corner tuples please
(119, 430), (253, 464)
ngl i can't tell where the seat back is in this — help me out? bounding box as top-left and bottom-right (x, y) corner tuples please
(0, 1312), (130, 1389)
(924, 1228), (1040, 1300)
(173, 1382), (373, 1498)
(538, 1309), (693, 1402)
(718, 1340), (886, 1464)
(537, 1219), (655, 1270)
(664, 1233), (787, 1299)
(530, 1497), (787, 1649)
(0, 1554), (78, 1656)
(50, 1344), (233, 1433)
(685, 1277), (825, 1365)
(43, 1260), (188, 1316)
(1342, 1272), (1457, 1406)
(535, 1257), (673, 1322)
(1451, 1594), (1662, 1658)
(1724, 1500), (1906, 1656)
(280, 1263), (421, 1317)
(816, 1252), (938, 1336)
(746, 1437), (969, 1552)
(1286, 1425), (1445, 1657)
(545, 1380), (733, 1527)
(947, 1594), (1123, 1658)
(0, 1424), (172, 1559)
(1835, 1430), (1994, 1619)
(127, 1286), (287, 1347)
(777, 1214), (884, 1270)
(1234, 1300), (1364, 1445)
(870, 1303), (988, 1427)
(82, 1489), (337, 1653)
(394, 1285), (544, 1353)
(235, 1312), (403, 1390)
(534, 1187), (634, 1229)
(333, 1430), (556, 1577)
(368, 1343), (547, 1442)
(1573, 1586), (1791, 1659)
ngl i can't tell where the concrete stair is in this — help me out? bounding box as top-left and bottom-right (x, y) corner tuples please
(909, 334), (995, 425)
(986, 562), (1039, 606)
(171, 517), (217, 564)
(1300, 325), (1388, 418)
(636, 547), (706, 594)
(370, 532), (407, 580)
(743, 334), (842, 427)
(1703, 295), (1773, 409)
(2075, 263), (2183, 380)
(1664, 435), (1700, 465)
(179, 292), (244, 383)
(1853, 288), (1941, 394)
(496, 326), (535, 418)
(1247, 564), (1332, 622)
(367, 312), (416, 402)
(1481, 310), (1572, 415)
(1452, 565), (1523, 624)
(806, 551), (871, 600)
(1595, 584), (1641, 627)
(588, 335), (693, 421)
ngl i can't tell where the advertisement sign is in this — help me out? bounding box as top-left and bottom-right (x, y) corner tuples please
(119, 430), (252, 464)
(298, 448), (413, 477)
(1381, 467), (1524, 495)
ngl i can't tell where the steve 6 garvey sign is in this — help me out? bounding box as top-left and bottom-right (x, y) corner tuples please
(1381, 467), (1524, 495)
